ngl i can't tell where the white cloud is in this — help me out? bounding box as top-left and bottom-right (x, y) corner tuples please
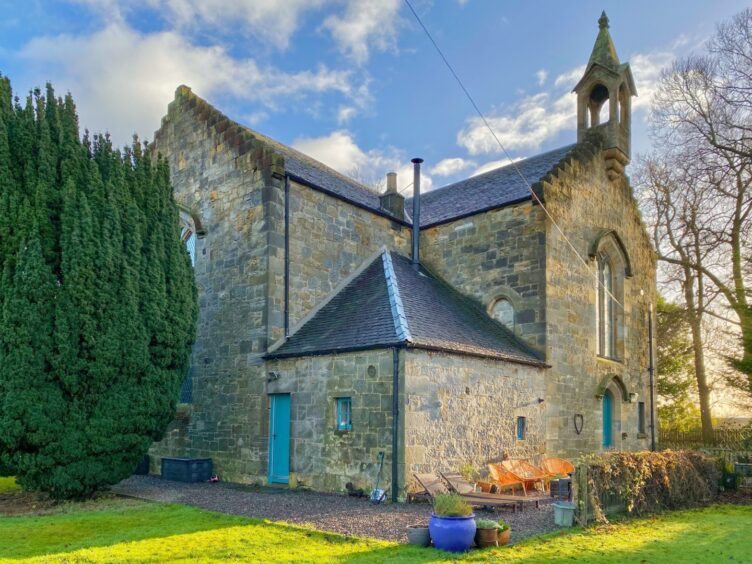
(17, 23), (359, 146)
(457, 91), (575, 154)
(74, 0), (327, 50)
(471, 157), (523, 177)
(337, 105), (357, 124)
(321, 0), (401, 64)
(536, 69), (548, 86)
(430, 157), (476, 177)
(553, 65), (585, 88)
(292, 129), (433, 192)
(457, 45), (683, 155)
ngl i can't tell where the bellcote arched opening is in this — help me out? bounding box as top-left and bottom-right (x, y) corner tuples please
(572, 11), (637, 177)
(589, 83), (610, 127)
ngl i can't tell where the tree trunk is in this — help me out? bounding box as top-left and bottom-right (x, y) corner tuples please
(683, 265), (714, 441)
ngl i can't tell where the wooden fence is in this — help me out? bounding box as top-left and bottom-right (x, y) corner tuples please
(658, 428), (752, 450)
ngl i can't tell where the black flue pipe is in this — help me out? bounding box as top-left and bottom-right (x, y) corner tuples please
(411, 158), (423, 270)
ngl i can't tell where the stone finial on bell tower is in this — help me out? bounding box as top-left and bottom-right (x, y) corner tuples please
(573, 12), (637, 180)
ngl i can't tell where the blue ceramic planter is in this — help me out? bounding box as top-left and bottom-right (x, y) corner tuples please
(428, 513), (476, 552)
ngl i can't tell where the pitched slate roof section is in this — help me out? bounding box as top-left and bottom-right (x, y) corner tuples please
(408, 144), (576, 227)
(267, 255), (401, 357)
(161, 88), (579, 229)
(246, 129), (390, 219)
(267, 250), (545, 366)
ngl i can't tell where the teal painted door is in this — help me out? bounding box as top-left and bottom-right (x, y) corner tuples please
(268, 394), (290, 484)
(602, 391), (613, 448)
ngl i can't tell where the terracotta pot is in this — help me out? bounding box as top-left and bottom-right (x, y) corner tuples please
(498, 528), (512, 546)
(475, 527), (499, 548)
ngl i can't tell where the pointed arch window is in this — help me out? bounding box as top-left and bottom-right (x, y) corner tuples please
(179, 212), (198, 267)
(597, 254), (615, 358)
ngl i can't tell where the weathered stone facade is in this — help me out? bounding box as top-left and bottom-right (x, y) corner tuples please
(147, 15), (657, 497)
(421, 202), (547, 352)
(286, 181), (409, 328)
(404, 349), (546, 490)
(541, 140), (656, 457)
(265, 349), (401, 494)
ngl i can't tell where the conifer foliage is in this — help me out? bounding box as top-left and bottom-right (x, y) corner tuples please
(0, 76), (197, 499)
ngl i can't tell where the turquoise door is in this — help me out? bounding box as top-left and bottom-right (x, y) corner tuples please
(602, 390), (613, 448)
(268, 394), (290, 484)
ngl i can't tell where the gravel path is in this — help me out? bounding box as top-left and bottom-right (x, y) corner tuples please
(113, 475), (558, 543)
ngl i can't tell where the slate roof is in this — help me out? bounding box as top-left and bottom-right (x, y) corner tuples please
(408, 145), (575, 227)
(266, 250), (545, 366)
(166, 87), (577, 229)
(243, 129), (390, 219)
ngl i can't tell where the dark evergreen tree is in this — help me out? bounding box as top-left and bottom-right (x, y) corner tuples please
(0, 75), (197, 498)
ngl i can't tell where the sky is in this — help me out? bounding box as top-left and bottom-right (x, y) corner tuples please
(0, 0), (749, 193)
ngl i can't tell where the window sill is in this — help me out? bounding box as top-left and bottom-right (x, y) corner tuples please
(637, 433), (647, 439)
(597, 355), (623, 364)
(334, 429), (352, 436)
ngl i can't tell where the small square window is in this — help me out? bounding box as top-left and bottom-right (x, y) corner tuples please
(336, 398), (352, 431)
(516, 416), (526, 440)
(638, 402), (646, 435)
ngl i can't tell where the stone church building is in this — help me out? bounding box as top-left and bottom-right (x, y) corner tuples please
(149, 14), (656, 499)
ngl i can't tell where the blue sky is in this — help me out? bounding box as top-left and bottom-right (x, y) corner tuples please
(0, 0), (747, 191)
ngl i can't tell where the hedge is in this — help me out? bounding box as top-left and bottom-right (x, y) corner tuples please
(576, 450), (719, 523)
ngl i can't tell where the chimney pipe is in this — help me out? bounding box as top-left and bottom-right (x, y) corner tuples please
(411, 158), (423, 270)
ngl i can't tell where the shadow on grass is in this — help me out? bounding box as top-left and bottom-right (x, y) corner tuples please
(0, 499), (247, 559)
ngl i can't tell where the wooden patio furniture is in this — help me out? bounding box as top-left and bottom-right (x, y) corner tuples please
(487, 463), (527, 495)
(541, 457), (575, 477)
(501, 459), (549, 493)
(413, 473), (522, 512)
(439, 472), (549, 512)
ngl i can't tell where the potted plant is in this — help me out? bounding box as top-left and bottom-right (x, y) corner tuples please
(474, 518), (512, 548)
(459, 463), (479, 491)
(496, 519), (511, 546)
(474, 519), (500, 548)
(428, 493), (476, 553)
(406, 524), (430, 547)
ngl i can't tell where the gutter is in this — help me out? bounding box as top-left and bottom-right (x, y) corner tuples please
(286, 173), (411, 227)
(284, 175), (290, 337)
(264, 341), (548, 368)
(391, 347), (400, 502)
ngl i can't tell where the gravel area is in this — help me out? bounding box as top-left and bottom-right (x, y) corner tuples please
(113, 475), (558, 543)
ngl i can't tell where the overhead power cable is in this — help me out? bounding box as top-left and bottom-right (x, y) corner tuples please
(403, 0), (624, 310)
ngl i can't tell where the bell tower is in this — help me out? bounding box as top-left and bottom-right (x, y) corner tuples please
(573, 12), (637, 180)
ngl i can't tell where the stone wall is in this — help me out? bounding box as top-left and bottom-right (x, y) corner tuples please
(147, 88), (411, 485)
(285, 181), (410, 329)
(542, 142), (657, 457)
(403, 349), (546, 491)
(265, 349), (402, 494)
(420, 203), (547, 352)
(148, 86), (284, 481)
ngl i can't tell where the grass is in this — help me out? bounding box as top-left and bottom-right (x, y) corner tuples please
(0, 498), (750, 563)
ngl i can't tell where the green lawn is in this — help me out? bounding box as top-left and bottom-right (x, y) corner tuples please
(0, 498), (749, 563)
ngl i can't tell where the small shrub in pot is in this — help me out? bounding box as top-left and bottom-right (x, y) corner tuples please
(429, 493), (476, 552)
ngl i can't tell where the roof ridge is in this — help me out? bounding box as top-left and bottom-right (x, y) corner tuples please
(417, 144), (577, 201)
(382, 251), (411, 342)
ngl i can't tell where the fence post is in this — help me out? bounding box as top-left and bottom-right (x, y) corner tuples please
(574, 463), (588, 526)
